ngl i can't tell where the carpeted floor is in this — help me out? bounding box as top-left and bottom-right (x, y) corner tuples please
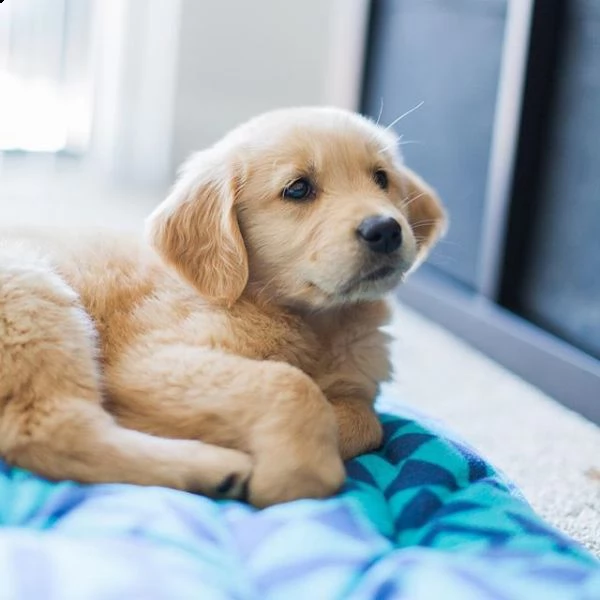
(384, 301), (600, 557)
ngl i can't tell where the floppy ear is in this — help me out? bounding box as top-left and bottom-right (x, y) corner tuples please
(146, 150), (248, 306)
(399, 165), (448, 268)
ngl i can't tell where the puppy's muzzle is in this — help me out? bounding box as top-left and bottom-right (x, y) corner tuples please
(357, 216), (402, 254)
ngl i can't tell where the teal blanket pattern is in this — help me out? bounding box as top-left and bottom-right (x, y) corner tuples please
(1, 407), (599, 599)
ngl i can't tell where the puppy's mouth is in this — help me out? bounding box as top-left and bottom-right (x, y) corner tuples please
(339, 265), (399, 295)
(362, 265), (396, 283)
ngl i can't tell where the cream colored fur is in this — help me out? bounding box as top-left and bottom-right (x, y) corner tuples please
(0, 107), (446, 507)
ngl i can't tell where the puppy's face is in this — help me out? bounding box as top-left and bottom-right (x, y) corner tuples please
(147, 108), (446, 310)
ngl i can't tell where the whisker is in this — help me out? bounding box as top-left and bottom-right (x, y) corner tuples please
(385, 101), (425, 131)
(401, 191), (427, 209)
(414, 248), (458, 265)
(433, 238), (460, 248)
(378, 133), (403, 154)
(411, 219), (440, 228)
(375, 98), (384, 126)
(411, 218), (439, 224)
(379, 137), (424, 155)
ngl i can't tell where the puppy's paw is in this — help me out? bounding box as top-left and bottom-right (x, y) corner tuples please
(248, 449), (346, 508)
(185, 446), (253, 501)
(213, 449), (254, 500)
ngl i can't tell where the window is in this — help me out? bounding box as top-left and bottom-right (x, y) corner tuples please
(0, 0), (95, 153)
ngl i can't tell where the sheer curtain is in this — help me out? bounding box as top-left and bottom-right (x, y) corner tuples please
(0, 0), (95, 153)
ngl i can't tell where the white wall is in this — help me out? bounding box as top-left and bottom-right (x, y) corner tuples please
(90, 0), (369, 186)
(171, 0), (335, 167)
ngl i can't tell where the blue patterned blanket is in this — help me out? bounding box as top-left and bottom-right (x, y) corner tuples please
(1, 404), (599, 600)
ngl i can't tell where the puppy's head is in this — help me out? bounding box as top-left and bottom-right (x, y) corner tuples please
(147, 107), (447, 309)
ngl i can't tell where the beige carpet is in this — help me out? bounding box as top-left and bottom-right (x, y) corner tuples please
(384, 301), (600, 557)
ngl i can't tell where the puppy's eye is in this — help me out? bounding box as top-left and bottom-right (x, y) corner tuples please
(283, 177), (314, 201)
(373, 169), (388, 190)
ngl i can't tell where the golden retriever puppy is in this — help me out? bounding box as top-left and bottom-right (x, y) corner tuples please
(0, 107), (446, 507)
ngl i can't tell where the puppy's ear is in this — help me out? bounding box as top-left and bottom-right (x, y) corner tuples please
(146, 150), (248, 306)
(400, 165), (448, 268)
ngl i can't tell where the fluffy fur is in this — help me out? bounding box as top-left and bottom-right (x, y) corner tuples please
(0, 107), (446, 507)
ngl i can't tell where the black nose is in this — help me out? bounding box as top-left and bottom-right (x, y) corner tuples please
(357, 216), (402, 254)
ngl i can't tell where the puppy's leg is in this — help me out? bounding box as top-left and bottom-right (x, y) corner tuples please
(328, 398), (383, 460)
(106, 344), (345, 507)
(0, 252), (251, 498)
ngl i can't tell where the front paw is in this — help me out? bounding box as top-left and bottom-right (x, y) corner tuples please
(248, 448), (346, 508)
(183, 446), (254, 501)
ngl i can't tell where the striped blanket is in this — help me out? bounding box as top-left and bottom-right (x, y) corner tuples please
(1, 401), (599, 599)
